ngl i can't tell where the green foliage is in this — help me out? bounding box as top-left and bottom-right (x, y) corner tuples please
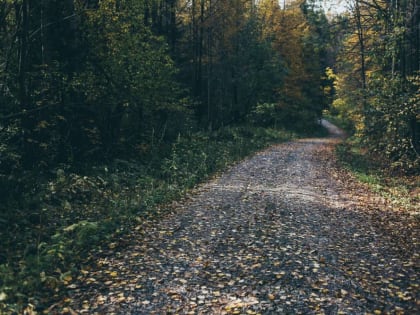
(248, 103), (280, 127)
(162, 126), (296, 188)
(336, 141), (381, 175)
(70, 0), (190, 157)
(365, 74), (420, 173)
(336, 140), (419, 211)
(330, 0), (420, 174)
(332, 72), (420, 173)
(256, 0), (332, 130)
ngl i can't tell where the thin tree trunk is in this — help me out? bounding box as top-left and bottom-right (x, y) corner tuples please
(354, 0), (367, 90)
(169, 0), (176, 50)
(17, 0), (29, 111)
(198, 0), (204, 98)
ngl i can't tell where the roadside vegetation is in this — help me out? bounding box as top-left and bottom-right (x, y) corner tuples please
(323, 0), (419, 218)
(1, 122), (331, 313)
(335, 139), (419, 215)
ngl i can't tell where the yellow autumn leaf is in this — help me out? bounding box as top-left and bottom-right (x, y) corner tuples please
(340, 289), (348, 296)
(37, 120), (49, 129)
(82, 301), (90, 310)
(0, 292), (7, 302)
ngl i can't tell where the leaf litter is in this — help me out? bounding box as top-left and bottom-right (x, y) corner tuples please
(63, 121), (419, 314)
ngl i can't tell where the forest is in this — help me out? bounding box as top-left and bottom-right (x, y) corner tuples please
(0, 0), (419, 313)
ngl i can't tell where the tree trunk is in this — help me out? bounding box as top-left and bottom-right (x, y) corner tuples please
(17, 0), (29, 111)
(354, 0), (367, 90)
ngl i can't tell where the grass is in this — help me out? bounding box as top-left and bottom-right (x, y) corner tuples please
(335, 138), (419, 213)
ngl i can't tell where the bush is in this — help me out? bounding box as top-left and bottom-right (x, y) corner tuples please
(248, 103), (280, 127)
(365, 74), (420, 173)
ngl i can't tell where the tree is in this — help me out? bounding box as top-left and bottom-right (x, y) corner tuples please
(257, 0), (333, 129)
(0, 0), (189, 168)
(331, 0), (420, 172)
(176, 0), (285, 128)
(71, 0), (188, 158)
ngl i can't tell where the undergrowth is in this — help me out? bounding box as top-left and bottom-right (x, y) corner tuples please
(0, 124), (304, 314)
(335, 139), (419, 213)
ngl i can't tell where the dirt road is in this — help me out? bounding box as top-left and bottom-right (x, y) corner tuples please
(67, 121), (418, 314)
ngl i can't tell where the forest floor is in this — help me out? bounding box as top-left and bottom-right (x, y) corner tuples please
(62, 120), (419, 314)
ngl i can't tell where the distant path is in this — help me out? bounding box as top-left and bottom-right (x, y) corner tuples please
(320, 119), (346, 138)
(67, 121), (419, 314)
